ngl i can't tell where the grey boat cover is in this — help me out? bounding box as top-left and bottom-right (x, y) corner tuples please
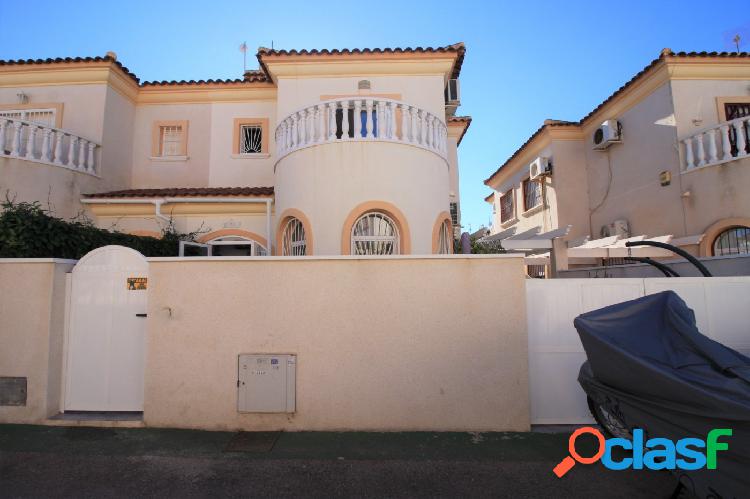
(575, 291), (750, 499)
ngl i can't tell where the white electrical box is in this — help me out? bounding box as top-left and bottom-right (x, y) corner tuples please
(237, 354), (296, 413)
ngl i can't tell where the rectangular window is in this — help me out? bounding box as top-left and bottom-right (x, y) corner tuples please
(449, 202), (459, 226)
(233, 118), (268, 155)
(523, 178), (542, 212)
(500, 190), (514, 224)
(240, 125), (263, 153)
(152, 120), (188, 158)
(160, 125), (183, 156)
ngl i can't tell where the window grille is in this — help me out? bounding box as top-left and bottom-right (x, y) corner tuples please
(240, 124), (263, 153)
(0, 108), (56, 127)
(351, 212), (399, 255)
(437, 220), (451, 254)
(282, 218), (306, 256)
(526, 265), (546, 279)
(713, 226), (750, 256)
(523, 178), (542, 211)
(449, 202), (459, 225)
(500, 190), (514, 223)
(159, 125), (183, 156)
(208, 236), (267, 256)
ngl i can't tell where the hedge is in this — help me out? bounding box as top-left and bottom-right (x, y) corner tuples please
(0, 200), (183, 259)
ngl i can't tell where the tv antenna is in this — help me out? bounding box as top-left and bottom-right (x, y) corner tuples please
(239, 41), (248, 72)
(734, 34), (742, 54)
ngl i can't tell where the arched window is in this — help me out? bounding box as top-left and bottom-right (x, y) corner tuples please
(437, 220), (452, 254)
(713, 226), (750, 256)
(281, 217), (307, 256)
(351, 212), (399, 255)
(208, 236), (267, 256)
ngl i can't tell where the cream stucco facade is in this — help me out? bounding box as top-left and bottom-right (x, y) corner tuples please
(484, 50), (750, 264)
(1, 45), (470, 256)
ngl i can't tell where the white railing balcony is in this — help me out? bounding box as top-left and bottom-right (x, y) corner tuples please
(0, 117), (100, 176)
(275, 97), (448, 163)
(682, 116), (750, 171)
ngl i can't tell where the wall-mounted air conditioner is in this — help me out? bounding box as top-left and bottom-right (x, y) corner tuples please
(600, 219), (630, 238)
(592, 119), (622, 150)
(529, 157), (551, 180)
(444, 79), (460, 115)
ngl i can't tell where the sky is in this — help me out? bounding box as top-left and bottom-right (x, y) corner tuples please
(1, 0), (748, 232)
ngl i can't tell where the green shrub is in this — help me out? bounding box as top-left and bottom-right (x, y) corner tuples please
(0, 200), (190, 259)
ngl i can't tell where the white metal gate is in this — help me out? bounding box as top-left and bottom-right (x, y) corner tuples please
(64, 246), (148, 411)
(527, 277), (750, 424)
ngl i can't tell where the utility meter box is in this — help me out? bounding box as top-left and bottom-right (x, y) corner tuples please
(237, 354), (296, 413)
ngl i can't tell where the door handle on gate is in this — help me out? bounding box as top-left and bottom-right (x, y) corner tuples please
(135, 313), (147, 317)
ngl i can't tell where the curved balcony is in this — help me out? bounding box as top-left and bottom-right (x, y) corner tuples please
(0, 117), (100, 176)
(274, 97), (448, 164)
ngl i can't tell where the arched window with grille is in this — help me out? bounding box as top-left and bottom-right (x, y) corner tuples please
(437, 219), (452, 254)
(208, 236), (267, 256)
(351, 212), (400, 255)
(713, 226), (750, 256)
(281, 217), (307, 256)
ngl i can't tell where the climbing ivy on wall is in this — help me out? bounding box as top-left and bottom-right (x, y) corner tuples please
(0, 200), (184, 259)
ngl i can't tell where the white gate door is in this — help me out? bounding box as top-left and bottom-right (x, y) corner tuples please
(64, 246), (148, 411)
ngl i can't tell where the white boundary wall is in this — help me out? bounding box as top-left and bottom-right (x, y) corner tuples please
(527, 277), (750, 424)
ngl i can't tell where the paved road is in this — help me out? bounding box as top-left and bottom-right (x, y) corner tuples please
(0, 425), (677, 498)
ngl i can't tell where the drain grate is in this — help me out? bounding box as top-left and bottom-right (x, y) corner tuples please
(224, 431), (281, 453)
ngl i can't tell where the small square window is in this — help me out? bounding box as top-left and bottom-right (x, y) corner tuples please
(160, 125), (183, 156)
(500, 190), (514, 224)
(152, 120), (188, 158)
(522, 178), (542, 212)
(233, 118), (268, 155)
(240, 124), (263, 154)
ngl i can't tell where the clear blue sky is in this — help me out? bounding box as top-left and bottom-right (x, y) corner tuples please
(1, 0), (747, 231)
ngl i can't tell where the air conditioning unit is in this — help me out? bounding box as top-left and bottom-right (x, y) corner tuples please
(600, 219), (630, 238)
(592, 119), (622, 150)
(529, 157), (551, 180)
(444, 79), (460, 115)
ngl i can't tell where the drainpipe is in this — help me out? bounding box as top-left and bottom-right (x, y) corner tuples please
(153, 199), (171, 224)
(80, 198), (171, 225)
(81, 197), (274, 251)
(266, 199), (272, 252)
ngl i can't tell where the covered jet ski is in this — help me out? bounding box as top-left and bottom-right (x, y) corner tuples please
(575, 291), (750, 499)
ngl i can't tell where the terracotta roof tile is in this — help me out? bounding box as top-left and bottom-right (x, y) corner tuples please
(484, 49), (750, 186)
(1, 43), (467, 87)
(484, 120), (577, 185)
(0, 55), (139, 84)
(83, 187), (274, 198)
(140, 70), (271, 86)
(448, 115), (472, 145)
(257, 42), (466, 79)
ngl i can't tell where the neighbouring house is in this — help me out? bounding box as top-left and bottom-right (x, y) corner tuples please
(482, 49), (750, 275)
(0, 43), (471, 256)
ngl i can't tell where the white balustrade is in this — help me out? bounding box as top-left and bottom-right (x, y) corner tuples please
(0, 117), (100, 175)
(682, 116), (750, 170)
(275, 97), (449, 163)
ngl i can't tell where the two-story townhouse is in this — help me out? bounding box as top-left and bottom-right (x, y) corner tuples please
(0, 43), (471, 256)
(483, 49), (750, 270)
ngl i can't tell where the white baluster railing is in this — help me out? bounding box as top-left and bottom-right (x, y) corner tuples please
(682, 116), (750, 170)
(275, 97), (448, 163)
(0, 117), (100, 175)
